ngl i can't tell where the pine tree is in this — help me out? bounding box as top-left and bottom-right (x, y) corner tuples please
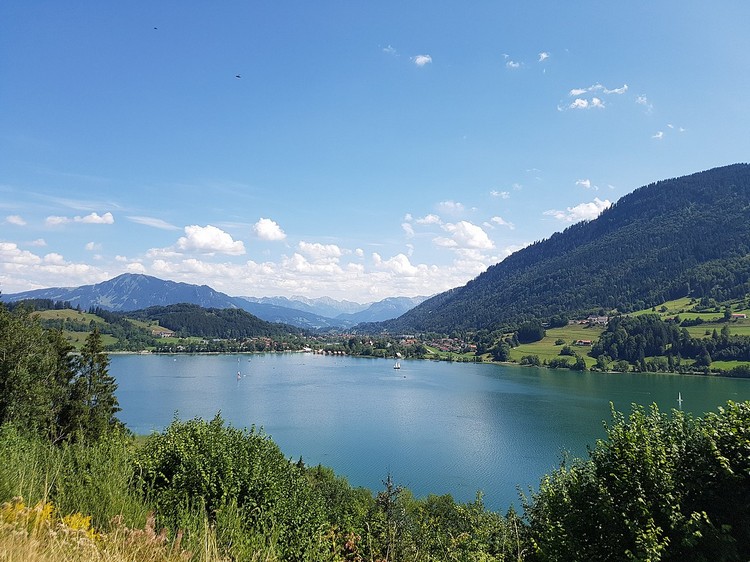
(70, 328), (122, 441)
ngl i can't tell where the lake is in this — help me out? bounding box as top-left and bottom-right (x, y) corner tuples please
(109, 353), (750, 512)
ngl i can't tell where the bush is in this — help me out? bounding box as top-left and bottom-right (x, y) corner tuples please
(134, 414), (327, 560)
(526, 402), (750, 561)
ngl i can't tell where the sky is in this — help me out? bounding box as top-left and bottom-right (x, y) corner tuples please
(1, 2), (749, 303)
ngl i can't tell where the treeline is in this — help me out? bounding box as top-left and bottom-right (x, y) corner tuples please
(592, 314), (750, 373)
(382, 164), (750, 333)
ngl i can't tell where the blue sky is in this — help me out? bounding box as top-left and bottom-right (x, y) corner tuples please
(2, 2), (749, 302)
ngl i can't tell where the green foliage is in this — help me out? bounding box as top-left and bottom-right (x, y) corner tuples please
(517, 321), (545, 344)
(525, 401), (750, 561)
(134, 414), (327, 560)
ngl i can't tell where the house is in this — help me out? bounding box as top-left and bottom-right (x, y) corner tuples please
(732, 313), (747, 319)
(575, 340), (593, 346)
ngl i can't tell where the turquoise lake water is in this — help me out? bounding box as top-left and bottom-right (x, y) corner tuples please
(109, 353), (750, 511)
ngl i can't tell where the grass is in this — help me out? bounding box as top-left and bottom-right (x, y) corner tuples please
(509, 324), (605, 368)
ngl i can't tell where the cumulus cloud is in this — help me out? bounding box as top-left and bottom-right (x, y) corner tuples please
(76, 212), (114, 224)
(437, 201), (465, 215)
(505, 60), (520, 69)
(402, 222), (415, 237)
(544, 197), (612, 222)
(416, 214), (441, 225)
(490, 190), (510, 199)
(435, 221), (494, 250)
(84, 242), (101, 251)
(652, 131), (664, 140)
(127, 216), (180, 230)
(569, 97), (604, 110)
(45, 212), (114, 226)
(297, 241), (342, 263)
(45, 216), (71, 226)
(412, 54), (432, 67)
(538, 52), (550, 62)
(373, 253), (420, 276)
(5, 215), (26, 226)
(29, 239), (47, 247)
(0, 242), (42, 265)
(176, 225), (246, 255)
(253, 218), (286, 241)
(382, 45), (397, 56)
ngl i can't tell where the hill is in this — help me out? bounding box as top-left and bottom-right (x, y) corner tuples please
(378, 163), (750, 333)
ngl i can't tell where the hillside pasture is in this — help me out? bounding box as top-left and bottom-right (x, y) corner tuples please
(510, 324), (604, 368)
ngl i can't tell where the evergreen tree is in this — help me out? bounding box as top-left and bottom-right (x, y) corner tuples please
(69, 328), (122, 441)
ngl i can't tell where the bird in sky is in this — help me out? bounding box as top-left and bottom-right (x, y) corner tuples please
(235, 74), (241, 79)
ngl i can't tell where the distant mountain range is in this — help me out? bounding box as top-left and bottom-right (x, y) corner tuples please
(376, 163), (750, 333)
(1, 274), (428, 329)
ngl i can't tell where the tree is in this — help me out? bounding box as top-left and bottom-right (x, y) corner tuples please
(517, 320), (545, 344)
(67, 328), (122, 442)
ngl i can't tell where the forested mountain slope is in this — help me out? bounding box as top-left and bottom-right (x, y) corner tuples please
(379, 164), (750, 333)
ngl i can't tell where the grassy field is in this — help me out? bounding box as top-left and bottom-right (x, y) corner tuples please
(509, 324), (605, 368)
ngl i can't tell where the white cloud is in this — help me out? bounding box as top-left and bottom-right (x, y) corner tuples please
(355, 248), (364, 258)
(416, 213), (442, 225)
(544, 197), (612, 222)
(437, 200), (465, 215)
(372, 253), (421, 276)
(603, 84), (628, 94)
(576, 179), (598, 190)
(85, 242), (102, 251)
(253, 218), (286, 241)
(652, 131), (664, 140)
(29, 239), (47, 247)
(491, 216), (515, 230)
(176, 224), (246, 255)
(490, 190), (510, 199)
(636, 94), (654, 113)
(538, 52), (550, 62)
(43, 253), (66, 265)
(0, 242), (42, 265)
(45, 212), (114, 226)
(5, 215), (26, 226)
(127, 216), (180, 230)
(402, 222), (415, 237)
(126, 262), (147, 274)
(297, 241), (342, 262)
(436, 221), (494, 250)
(75, 212), (114, 224)
(382, 45), (397, 56)
(505, 60), (520, 69)
(412, 54), (432, 67)
(45, 215), (71, 226)
(569, 88), (588, 96)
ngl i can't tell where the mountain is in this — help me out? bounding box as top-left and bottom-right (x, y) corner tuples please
(1, 273), (245, 312)
(337, 296), (430, 324)
(239, 295), (368, 318)
(378, 163), (750, 334)
(237, 301), (353, 330)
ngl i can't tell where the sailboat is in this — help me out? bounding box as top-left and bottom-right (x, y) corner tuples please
(677, 392), (683, 409)
(393, 361), (401, 370)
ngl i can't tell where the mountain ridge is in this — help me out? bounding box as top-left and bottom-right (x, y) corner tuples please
(375, 163), (750, 333)
(1, 274), (426, 328)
